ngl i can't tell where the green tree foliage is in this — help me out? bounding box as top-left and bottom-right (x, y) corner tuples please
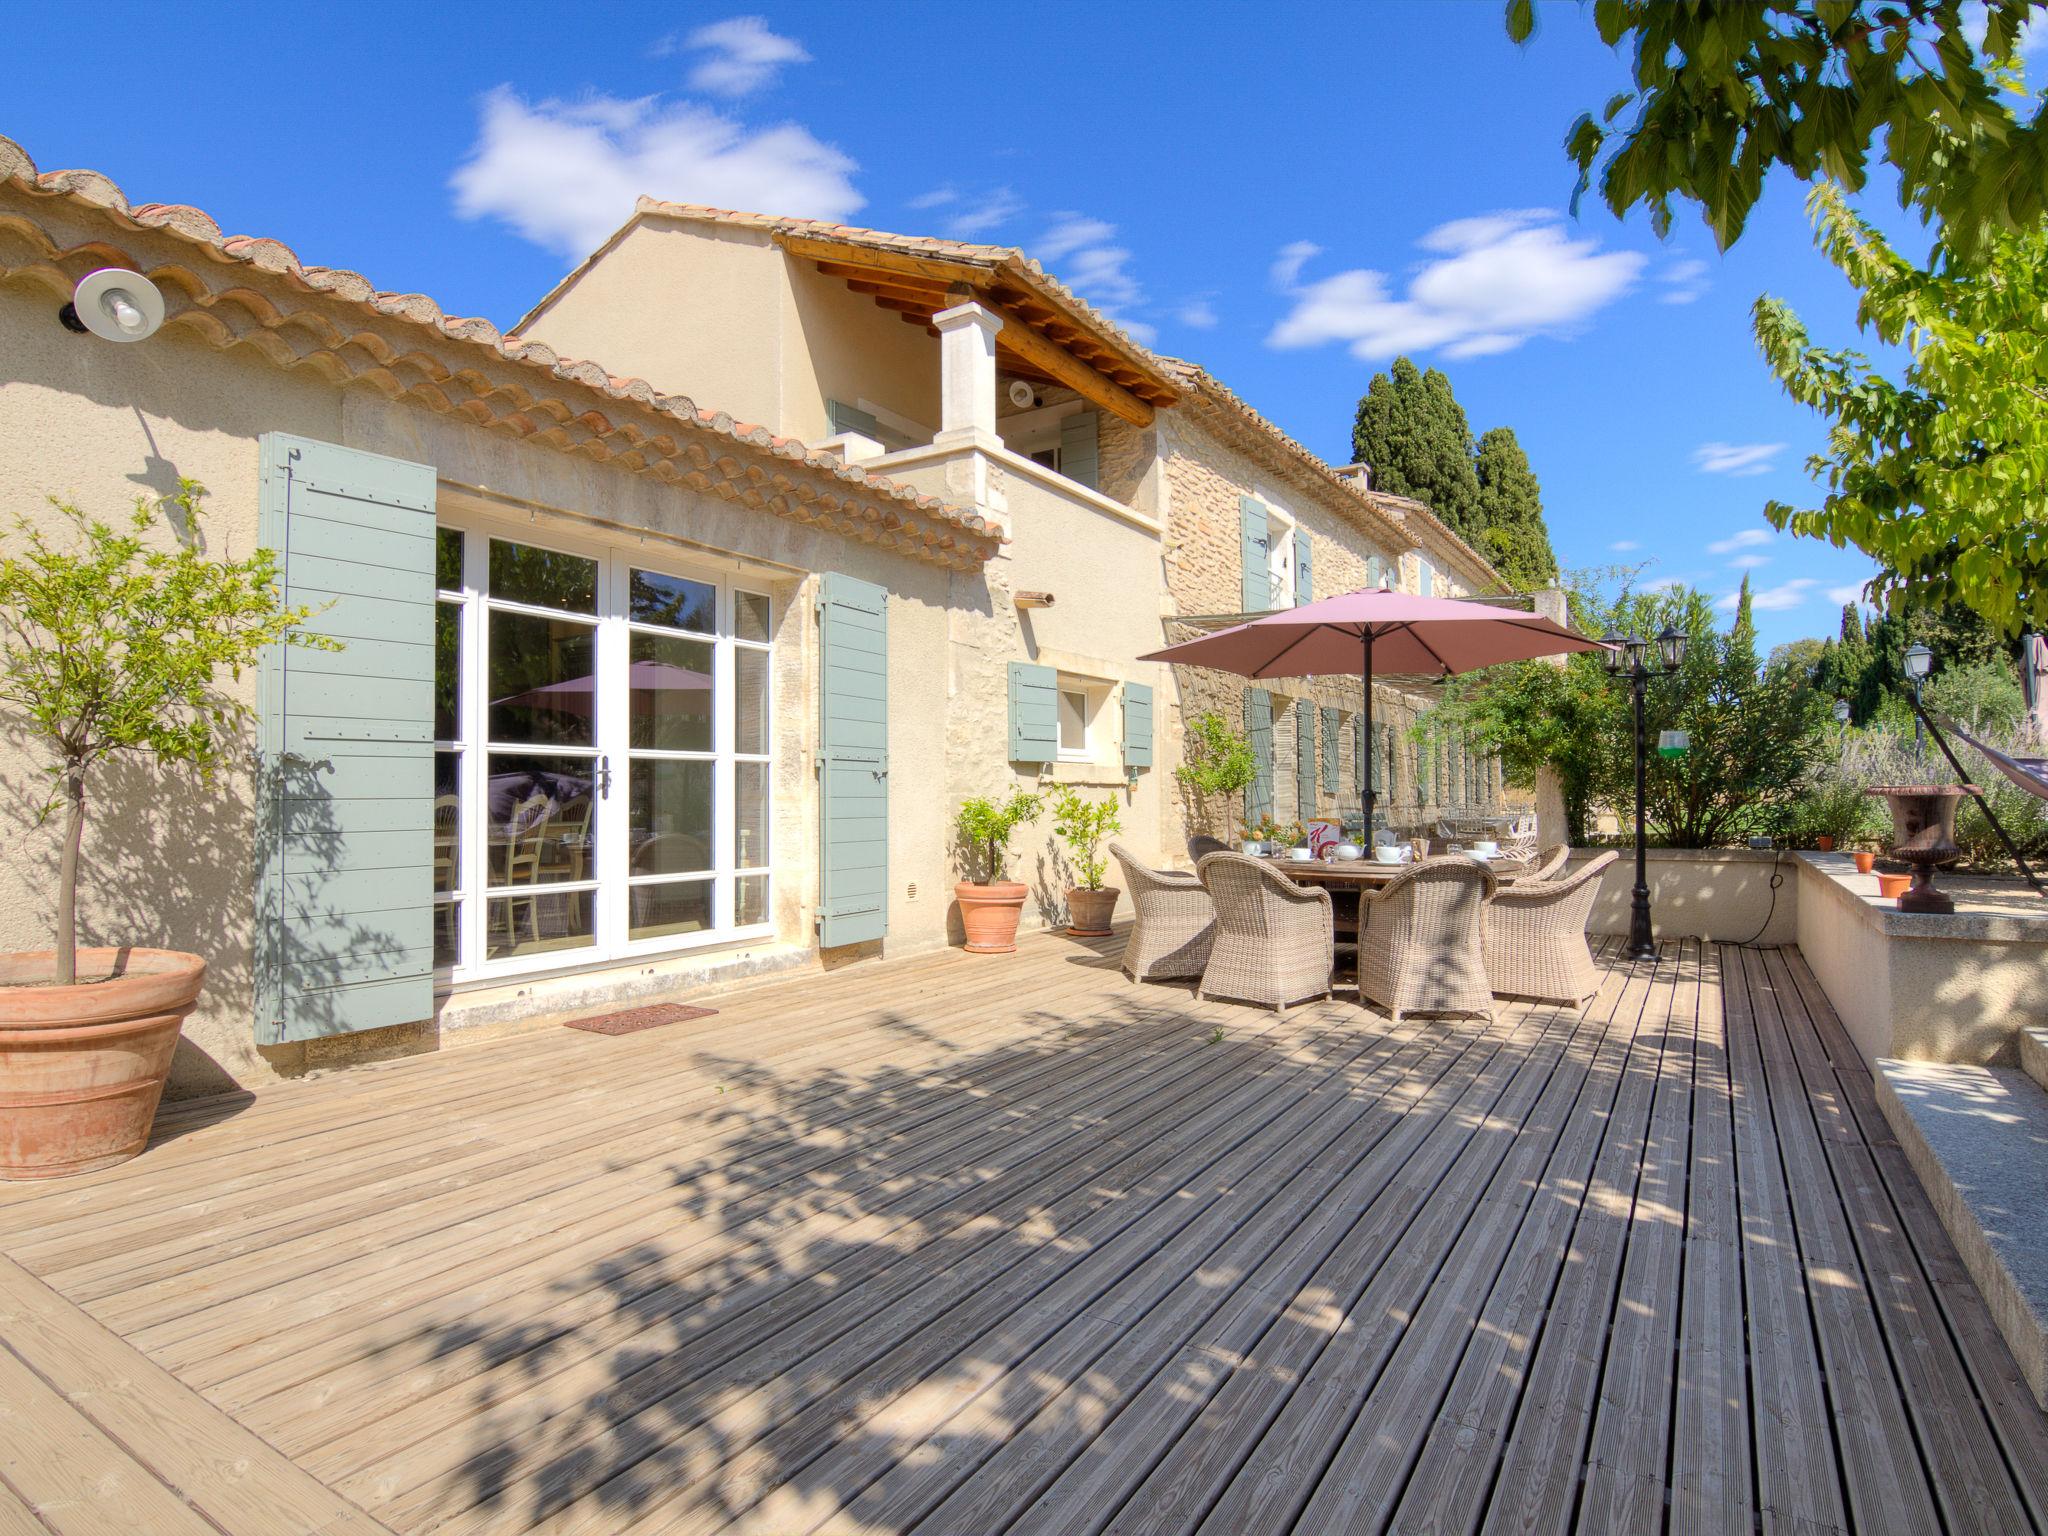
(1048, 787), (1122, 891)
(1424, 573), (1820, 846)
(0, 483), (333, 983)
(1811, 596), (2020, 723)
(1506, 0), (2048, 258)
(1755, 184), (2048, 636)
(1473, 427), (1560, 590)
(1350, 357), (1482, 542)
(953, 791), (1042, 884)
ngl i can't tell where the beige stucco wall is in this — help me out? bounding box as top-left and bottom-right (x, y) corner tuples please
(779, 257), (939, 446)
(1571, 846), (1800, 945)
(1795, 854), (2048, 1066)
(519, 221), (785, 431)
(0, 268), (990, 1100)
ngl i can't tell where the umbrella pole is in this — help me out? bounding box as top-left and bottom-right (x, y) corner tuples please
(1362, 630), (1375, 835)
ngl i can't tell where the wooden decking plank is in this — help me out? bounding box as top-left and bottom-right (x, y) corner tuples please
(295, 987), (1317, 1490)
(1296, 943), (1677, 1534)
(215, 981), (1228, 1424)
(1668, 941), (1754, 1536)
(53, 958), (1134, 1308)
(1395, 938), (1692, 1536)
(1720, 944), (1852, 1536)
(0, 1257), (390, 1536)
(754, 1009), (1503, 1536)
(935, 985), (1603, 1536)
(0, 1483), (52, 1536)
(162, 975), (1219, 1392)
(1765, 946), (2040, 1535)
(356, 997), (1368, 1528)
(1739, 946), (1941, 1536)
(788, 1007), (1539, 1535)
(1090, 947), (1648, 1536)
(1570, 936), (1704, 1532)
(516, 1006), (1401, 1536)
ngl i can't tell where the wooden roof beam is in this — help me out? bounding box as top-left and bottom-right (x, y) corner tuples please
(988, 303), (1153, 427)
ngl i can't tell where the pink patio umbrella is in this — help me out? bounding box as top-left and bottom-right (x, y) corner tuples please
(1140, 588), (1605, 829)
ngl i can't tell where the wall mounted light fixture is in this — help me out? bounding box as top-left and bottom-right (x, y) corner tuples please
(61, 268), (166, 343)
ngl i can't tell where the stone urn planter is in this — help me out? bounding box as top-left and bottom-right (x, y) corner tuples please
(956, 881), (1029, 954)
(0, 949), (205, 1180)
(1866, 784), (1975, 914)
(1065, 885), (1120, 938)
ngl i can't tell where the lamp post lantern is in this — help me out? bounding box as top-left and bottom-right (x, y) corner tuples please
(1604, 624), (1689, 961)
(1904, 642), (1933, 755)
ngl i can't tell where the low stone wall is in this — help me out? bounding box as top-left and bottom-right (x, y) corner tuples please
(1570, 846), (1800, 947)
(1795, 853), (2048, 1066)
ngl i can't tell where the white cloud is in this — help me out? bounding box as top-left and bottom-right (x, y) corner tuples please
(1727, 551), (1772, 570)
(681, 16), (810, 97)
(1176, 299), (1219, 329)
(1270, 240), (1323, 290)
(1828, 582), (1871, 605)
(1719, 577), (1817, 612)
(908, 186), (957, 210)
(1693, 441), (1786, 476)
(1037, 215), (1118, 262)
(1660, 257), (1710, 305)
(1266, 210), (1643, 362)
(941, 187), (1023, 238)
(452, 87), (861, 259)
(1609, 539), (1640, 552)
(1706, 528), (1773, 554)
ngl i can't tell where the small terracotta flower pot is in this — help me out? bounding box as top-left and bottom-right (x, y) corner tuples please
(956, 881), (1028, 954)
(1852, 851), (1876, 874)
(1816, 834), (1835, 852)
(0, 948), (205, 1180)
(1876, 872), (1912, 900)
(1065, 886), (1120, 937)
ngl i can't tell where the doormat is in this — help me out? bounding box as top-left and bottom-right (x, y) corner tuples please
(563, 1002), (719, 1036)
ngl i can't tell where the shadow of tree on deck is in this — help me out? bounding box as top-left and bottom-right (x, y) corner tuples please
(365, 935), (1422, 1535)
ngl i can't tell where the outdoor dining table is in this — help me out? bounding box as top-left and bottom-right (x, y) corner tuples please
(1258, 853), (1529, 952)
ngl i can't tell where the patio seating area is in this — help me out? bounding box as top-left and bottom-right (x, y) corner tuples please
(3, 927), (2046, 1535)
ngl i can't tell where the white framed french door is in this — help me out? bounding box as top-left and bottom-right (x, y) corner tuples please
(432, 514), (774, 985)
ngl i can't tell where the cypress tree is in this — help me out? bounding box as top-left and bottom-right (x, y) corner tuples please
(1350, 357), (1482, 541)
(1473, 427), (1559, 591)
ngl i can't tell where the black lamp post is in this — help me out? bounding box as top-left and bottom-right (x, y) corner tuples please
(1604, 623), (1689, 961)
(1904, 642), (1933, 756)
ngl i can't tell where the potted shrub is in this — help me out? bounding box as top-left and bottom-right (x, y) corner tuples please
(1175, 711), (1256, 839)
(954, 790), (1043, 953)
(0, 483), (327, 1179)
(1050, 787), (1122, 936)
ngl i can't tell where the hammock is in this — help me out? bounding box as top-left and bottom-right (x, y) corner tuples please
(1918, 705), (2048, 898)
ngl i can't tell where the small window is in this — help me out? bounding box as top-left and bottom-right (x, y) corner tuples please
(1028, 446), (1061, 473)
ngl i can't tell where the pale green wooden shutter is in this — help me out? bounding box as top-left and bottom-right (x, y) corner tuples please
(1008, 661), (1057, 762)
(254, 434), (436, 1045)
(1244, 687), (1273, 823)
(827, 399), (881, 438)
(1122, 681), (1153, 770)
(1239, 497), (1270, 613)
(1320, 707), (1339, 795)
(1059, 410), (1099, 491)
(818, 573), (889, 948)
(1294, 528), (1312, 605)
(1294, 699), (1316, 816)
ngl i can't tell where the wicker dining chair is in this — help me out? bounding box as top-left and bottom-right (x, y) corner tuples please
(1354, 858), (1498, 1023)
(1484, 850), (1617, 1006)
(1109, 841), (1216, 983)
(1193, 853), (1335, 1012)
(1527, 843), (1571, 881)
(1187, 833), (1230, 864)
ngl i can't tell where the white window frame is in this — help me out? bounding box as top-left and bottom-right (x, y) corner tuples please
(1055, 676), (1111, 765)
(434, 512), (775, 987)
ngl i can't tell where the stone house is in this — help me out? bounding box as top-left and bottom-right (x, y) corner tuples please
(0, 136), (1505, 1100)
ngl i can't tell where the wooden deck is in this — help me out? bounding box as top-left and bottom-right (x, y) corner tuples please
(1, 932), (2045, 1535)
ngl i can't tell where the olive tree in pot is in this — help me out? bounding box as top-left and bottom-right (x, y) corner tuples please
(1050, 787), (1123, 937)
(954, 790), (1042, 954)
(0, 484), (328, 1178)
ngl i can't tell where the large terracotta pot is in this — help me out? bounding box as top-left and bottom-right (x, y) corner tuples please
(956, 881), (1028, 954)
(0, 948), (205, 1180)
(1065, 886), (1120, 938)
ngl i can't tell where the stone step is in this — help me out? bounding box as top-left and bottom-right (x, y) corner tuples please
(2023, 1026), (2048, 1095)
(1876, 1058), (2048, 1409)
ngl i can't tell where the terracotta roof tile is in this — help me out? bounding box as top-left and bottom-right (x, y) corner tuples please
(0, 136), (997, 566)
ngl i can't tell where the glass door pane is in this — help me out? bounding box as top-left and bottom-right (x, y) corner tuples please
(621, 563), (719, 943)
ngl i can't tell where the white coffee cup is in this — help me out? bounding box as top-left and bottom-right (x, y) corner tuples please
(1374, 845), (1402, 864)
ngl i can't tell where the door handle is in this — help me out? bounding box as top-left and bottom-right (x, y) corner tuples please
(596, 755), (613, 798)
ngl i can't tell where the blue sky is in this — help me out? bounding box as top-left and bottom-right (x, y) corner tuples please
(15, 0), (2013, 652)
